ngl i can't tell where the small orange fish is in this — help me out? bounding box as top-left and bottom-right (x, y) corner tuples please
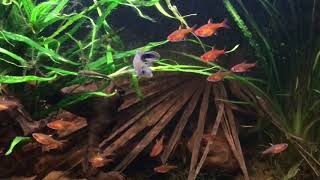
(261, 143), (288, 155)
(89, 154), (113, 168)
(32, 133), (65, 151)
(200, 48), (226, 62)
(47, 119), (77, 130)
(154, 164), (177, 173)
(167, 25), (196, 42)
(0, 98), (20, 111)
(207, 71), (232, 82)
(231, 62), (257, 73)
(195, 18), (229, 37)
(0, 104), (9, 111)
(149, 135), (165, 157)
(202, 134), (215, 142)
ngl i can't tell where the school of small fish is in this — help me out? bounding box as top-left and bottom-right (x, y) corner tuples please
(112, 18), (279, 175)
(166, 18), (257, 82)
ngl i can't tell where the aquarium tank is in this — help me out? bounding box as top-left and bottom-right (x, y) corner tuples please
(0, 0), (319, 179)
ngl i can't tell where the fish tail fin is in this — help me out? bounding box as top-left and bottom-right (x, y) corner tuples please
(261, 147), (271, 155)
(221, 18), (230, 29)
(61, 139), (68, 144)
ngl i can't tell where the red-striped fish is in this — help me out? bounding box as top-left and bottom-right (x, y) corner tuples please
(207, 71), (232, 82)
(149, 135), (165, 157)
(195, 18), (229, 37)
(261, 143), (288, 155)
(167, 25), (196, 42)
(231, 62), (257, 73)
(201, 48), (226, 62)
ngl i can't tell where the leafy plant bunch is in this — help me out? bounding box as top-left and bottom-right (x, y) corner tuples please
(223, 0), (320, 176)
(0, 0), (246, 114)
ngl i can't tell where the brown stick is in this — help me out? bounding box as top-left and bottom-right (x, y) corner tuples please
(188, 83), (211, 180)
(160, 83), (204, 163)
(220, 84), (249, 180)
(195, 83), (225, 176)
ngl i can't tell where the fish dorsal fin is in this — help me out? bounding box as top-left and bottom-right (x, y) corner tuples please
(178, 24), (183, 30)
(269, 143), (274, 146)
(208, 18), (213, 24)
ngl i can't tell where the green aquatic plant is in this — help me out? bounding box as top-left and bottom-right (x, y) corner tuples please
(5, 136), (31, 155)
(224, 0), (320, 176)
(223, 0), (257, 51)
(0, 1), (250, 113)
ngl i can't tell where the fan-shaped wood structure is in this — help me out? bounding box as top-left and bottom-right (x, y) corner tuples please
(98, 72), (250, 180)
(0, 73), (251, 180)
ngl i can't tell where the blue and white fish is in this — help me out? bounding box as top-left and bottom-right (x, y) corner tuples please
(133, 50), (160, 78)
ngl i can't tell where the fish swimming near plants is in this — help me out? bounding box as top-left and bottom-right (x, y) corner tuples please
(231, 62), (257, 73)
(47, 119), (75, 130)
(0, 97), (21, 111)
(207, 71), (232, 82)
(167, 25), (196, 42)
(195, 18), (229, 37)
(261, 143), (288, 155)
(154, 164), (177, 173)
(47, 118), (86, 132)
(200, 48), (226, 62)
(149, 134), (165, 157)
(88, 154), (113, 168)
(32, 133), (66, 151)
(133, 50), (160, 78)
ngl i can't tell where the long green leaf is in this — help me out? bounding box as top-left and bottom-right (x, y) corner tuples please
(21, 0), (35, 20)
(130, 73), (144, 100)
(5, 136), (31, 155)
(42, 91), (117, 115)
(113, 40), (168, 60)
(0, 74), (57, 83)
(0, 47), (28, 67)
(154, 2), (174, 18)
(42, 66), (78, 76)
(312, 48), (320, 71)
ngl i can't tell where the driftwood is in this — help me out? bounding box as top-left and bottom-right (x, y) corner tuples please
(194, 83), (225, 176)
(100, 83), (183, 147)
(100, 83), (186, 158)
(160, 83), (204, 163)
(115, 81), (198, 172)
(188, 83), (211, 180)
(1, 73), (253, 179)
